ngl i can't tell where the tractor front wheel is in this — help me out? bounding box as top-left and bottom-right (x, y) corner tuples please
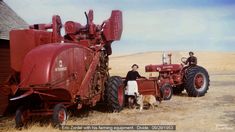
(105, 76), (125, 112)
(52, 104), (67, 127)
(184, 66), (210, 97)
(160, 83), (173, 100)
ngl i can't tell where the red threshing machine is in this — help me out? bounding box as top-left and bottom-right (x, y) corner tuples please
(8, 10), (124, 127)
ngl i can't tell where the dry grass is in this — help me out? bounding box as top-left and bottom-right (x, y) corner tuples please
(1, 51), (235, 132)
(109, 51), (235, 76)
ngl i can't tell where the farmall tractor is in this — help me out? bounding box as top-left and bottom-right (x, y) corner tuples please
(8, 10), (124, 127)
(144, 53), (210, 97)
(125, 52), (210, 108)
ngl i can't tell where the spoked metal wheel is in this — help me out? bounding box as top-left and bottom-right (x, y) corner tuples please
(160, 83), (173, 100)
(15, 106), (29, 128)
(52, 104), (67, 127)
(194, 73), (206, 91)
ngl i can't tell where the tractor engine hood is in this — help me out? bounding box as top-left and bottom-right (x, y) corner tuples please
(145, 64), (183, 72)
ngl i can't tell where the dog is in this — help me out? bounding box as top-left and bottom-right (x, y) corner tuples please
(136, 94), (159, 111)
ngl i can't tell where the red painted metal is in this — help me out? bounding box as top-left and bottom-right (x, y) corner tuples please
(64, 21), (83, 34)
(136, 78), (159, 96)
(163, 87), (171, 97)
(10, 30), (52, 72)
(103, 10), (123, 41)
(58, 109), (66, 122)
(137, 53), (210, 100)
(135, 63), (183, 100)
(0, 40), (11, 84)
(0, 85), (11, 115)
(135, 58), (186, 100)
(194, 73), (204, 89)
(10, 15), (62, 72)
(77, 52), (100, 100)
(145, 63), (184, 87)
(7, 10), (123, 120)
(118, 85), (124, 106)
(145, 64), (183, 73)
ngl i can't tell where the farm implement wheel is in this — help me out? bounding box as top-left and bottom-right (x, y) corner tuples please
(160, 83), (173, 100)
(15, 106), (29, 128)
(127, 96), (136, 109)
(184, 66), (210, 97)
(52, 104), (67, 127)
(105, 76), (125, 112)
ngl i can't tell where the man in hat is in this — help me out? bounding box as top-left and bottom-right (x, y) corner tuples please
(184, 51), (197, 66)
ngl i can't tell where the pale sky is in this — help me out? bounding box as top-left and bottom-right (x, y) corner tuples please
(5, 0), (235, 54)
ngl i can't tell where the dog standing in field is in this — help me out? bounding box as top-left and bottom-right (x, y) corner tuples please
(136, 94), (159, 111)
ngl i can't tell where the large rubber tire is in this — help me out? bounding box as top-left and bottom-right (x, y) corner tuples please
(105, 76), (125, 112)
(15, 106), (29, 128)
(173, 84), (184, 95)
(160, 83), (173, 100)
(184, 66), (210, 97)
(52, 104), (67, 127)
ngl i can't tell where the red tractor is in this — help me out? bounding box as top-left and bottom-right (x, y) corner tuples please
(125, 54), (210, 108)
(8, 10), (124, 127)
(124, 52), (210, 107)
(145, 53), (210, 97)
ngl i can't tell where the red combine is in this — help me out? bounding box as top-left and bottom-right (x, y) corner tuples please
(8, 10), (124, 127)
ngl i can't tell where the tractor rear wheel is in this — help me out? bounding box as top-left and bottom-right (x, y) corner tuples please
(184, 66), (210, 97)
(173, 84), (184, 95)
(52, 104), (67, 127)
(160, 83), (173, 100)
(105, 76), (124, 112)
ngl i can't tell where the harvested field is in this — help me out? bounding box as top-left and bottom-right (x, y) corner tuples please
(0, 51), (235, 132)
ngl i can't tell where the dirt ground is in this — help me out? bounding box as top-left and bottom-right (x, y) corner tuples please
(0, 51), (235, 132)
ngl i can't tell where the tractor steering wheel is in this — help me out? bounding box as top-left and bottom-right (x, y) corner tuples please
(181, 57), (187, 64)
